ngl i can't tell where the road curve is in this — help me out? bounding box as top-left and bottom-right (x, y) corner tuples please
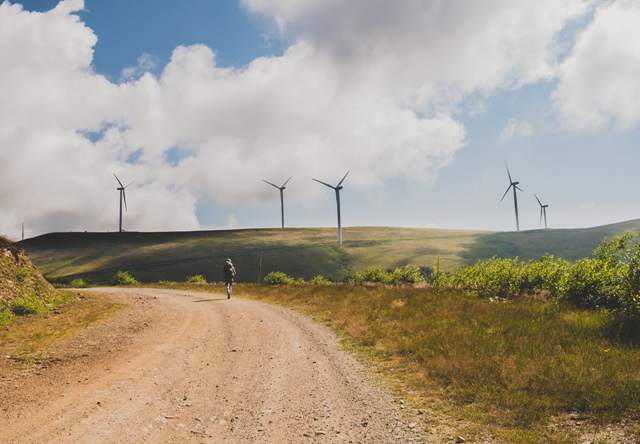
(0, 288), (421, 443)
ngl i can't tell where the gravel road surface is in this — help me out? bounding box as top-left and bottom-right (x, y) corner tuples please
(1, 288), (428, 443)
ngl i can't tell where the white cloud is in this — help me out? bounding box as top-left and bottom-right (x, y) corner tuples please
(120, 52), (159, 82)
(499, 118), (533, 143)
(552, 0), (640, 130)
(0, 0), (601, 236)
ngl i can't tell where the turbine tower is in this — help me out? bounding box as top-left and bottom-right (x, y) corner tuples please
(500, 161), (522, 232)
(313, 171), (349, 245)
(535, 194), (549, 229)
(114, 174), (133, 233)
(263, 176), (292, 228)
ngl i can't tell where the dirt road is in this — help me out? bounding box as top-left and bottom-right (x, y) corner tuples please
(0, 288), (426, 443)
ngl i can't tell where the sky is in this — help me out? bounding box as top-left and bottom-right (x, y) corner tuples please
(1, 0), (640, 240)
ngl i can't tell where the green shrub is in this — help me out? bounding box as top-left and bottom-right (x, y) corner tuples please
(11, 295), (45, 316)
(69, 278), (88, 288)
(392, 264), (426, 284)
(187, 274), (207, 283)
(110, 270), (140, 285)
(350, 266), (393, 284)
(263, 271), (295, 285)
(309, 275), (330, 285)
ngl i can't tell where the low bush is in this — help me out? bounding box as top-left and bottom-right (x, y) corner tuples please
(263, 271), (296, 285)
(392, 264), (426, 284)
(11, 294), (45, 316)
(110, 270), (140, 285)
(69, 278), (88, 288)
(186, 274), (207, 284)
(350, 266), (393, 284)
(309, 275), (330, 285)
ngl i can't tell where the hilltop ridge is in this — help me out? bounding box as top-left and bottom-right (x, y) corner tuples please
(18, 220), (640, 284)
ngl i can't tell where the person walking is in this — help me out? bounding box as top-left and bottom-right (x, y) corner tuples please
(222, 258), (236, 299)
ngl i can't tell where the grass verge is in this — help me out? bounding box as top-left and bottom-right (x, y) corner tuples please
(0, 291), (126, 367)
(233, 283), (640, 443)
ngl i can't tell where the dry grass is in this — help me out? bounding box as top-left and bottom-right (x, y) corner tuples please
(234, 283), (640, 442)
(0, 291), (125, 366)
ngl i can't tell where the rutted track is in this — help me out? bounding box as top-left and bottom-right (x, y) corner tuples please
(0, 288), (422, 443)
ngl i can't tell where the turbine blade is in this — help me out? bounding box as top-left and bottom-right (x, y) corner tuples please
(122, 189), (128, 212)
(113, 173), (124, 188)
(124, 181), (134, 189)
(313, 178), (335, 189)
(540, 207), (543, 226)
(263, 179), (279, 189)
(281, 175), (293, 188)
(534, 193), (542, 206)
(504, 160), (513, 183)
(515, 185), (523, 192)
(337, 170), (350, 187)
(500, 185), (511, 202)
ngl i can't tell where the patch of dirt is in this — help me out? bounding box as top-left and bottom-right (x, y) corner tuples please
(0, 288), (448, 443)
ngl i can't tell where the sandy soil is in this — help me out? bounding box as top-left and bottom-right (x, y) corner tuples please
(0, 288), (434, 444)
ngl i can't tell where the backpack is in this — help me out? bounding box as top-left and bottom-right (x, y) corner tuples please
(223, 262), (234, 279)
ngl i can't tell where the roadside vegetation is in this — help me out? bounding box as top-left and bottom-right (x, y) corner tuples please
(233, 232), (640, 442)
(6, 230), (640, 441)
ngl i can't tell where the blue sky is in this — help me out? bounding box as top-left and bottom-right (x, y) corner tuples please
(2, 0), (640, 239)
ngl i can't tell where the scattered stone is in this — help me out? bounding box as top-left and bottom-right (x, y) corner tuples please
(408, 423), (417, 429)
(417, 409), (426, 415)
(455, 436), (465, 443)
(315, 430), (327, 435)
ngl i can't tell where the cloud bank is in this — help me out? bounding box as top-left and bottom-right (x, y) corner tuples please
(1, 0), (638, 236)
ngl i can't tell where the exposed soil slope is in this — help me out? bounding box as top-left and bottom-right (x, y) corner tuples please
(0, 239), (56, 308)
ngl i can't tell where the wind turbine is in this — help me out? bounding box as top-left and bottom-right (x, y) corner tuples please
(263, 176), (292, 228)
(114, 174), (134, 233)
(535, 194), (549, 229)
(313, 171), (349, 245)
(500, 161), (522, 232)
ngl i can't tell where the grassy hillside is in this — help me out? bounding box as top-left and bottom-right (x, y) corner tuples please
(19, 220), (640, 284)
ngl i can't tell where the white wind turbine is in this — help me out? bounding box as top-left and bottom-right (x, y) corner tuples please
(263, 176), (292, 228)
(535, 194), (549, 229)
(113, 174), (134, 233)
(500, 161), (522, 232)
(313, 171), (349, 245)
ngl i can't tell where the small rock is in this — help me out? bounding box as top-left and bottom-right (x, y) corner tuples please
(316, 430), (327, 435)
(408, 423), (417, 429)
(455, 437), (465, 443)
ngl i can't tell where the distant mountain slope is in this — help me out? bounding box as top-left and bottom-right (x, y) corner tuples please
(19, 221), (640, 284)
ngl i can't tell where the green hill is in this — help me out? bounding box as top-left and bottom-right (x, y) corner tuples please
(18, 220), (640, 284)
